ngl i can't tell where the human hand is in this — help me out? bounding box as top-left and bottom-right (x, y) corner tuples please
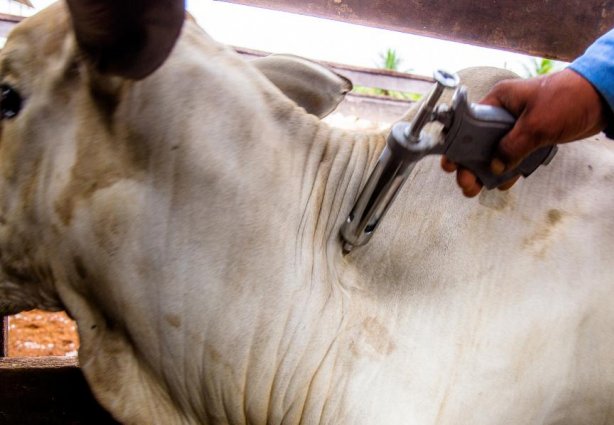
(442, 69), (608, 197)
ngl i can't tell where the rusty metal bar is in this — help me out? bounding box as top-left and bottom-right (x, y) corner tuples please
(216, 0), (614, 62)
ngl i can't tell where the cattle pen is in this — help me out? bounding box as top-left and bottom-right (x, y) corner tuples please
(1, 0), (614, 423)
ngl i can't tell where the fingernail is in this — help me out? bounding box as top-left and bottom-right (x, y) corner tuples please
(491, 158), (506, 175)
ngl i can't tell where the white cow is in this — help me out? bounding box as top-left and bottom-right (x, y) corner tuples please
(1, 2), (614, 424)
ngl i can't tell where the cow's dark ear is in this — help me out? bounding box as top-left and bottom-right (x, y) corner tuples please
(65, 0), (185, 80)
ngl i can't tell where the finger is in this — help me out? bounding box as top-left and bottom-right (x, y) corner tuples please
(493, 122), (541, 171)
(490, 158), (506, 175)
(497, 175), (520, 191)
(441, 156), (457, 172)
(456, 167), (476, 189)
(456, 168), (482, 197)
(463, 182), (482, 198)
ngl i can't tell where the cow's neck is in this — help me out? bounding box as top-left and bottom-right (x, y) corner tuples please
(58, 58), (393, 423)
(224, 111), (397, 424)
(155, 104), (392, 422)
(292, 118), (386, 260)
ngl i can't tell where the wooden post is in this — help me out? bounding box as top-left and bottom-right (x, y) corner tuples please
(0, 316), (7, 357)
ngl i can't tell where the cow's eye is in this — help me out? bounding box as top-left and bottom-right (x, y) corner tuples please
(0, 84), (22, 120)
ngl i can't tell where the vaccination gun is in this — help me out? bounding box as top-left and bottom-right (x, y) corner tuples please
(340, 70), (558, 253)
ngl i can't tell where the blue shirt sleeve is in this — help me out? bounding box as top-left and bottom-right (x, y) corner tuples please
(569, 29), (614, 139)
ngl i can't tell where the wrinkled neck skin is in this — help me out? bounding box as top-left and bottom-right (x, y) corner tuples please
(64, 59), (389, 424)
(4, 13), (614, 425)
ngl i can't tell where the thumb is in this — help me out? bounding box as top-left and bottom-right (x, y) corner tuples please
(479, 78), (532, 116)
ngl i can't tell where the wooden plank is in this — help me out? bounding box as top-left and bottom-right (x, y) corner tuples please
(0, 13), (22, 38)
(334, 66), (432, 94)
(0, 12), (24, 24)
(334, 93), (413, 123)
(216, 0), (614, 61)
(0, 357), (120, 424)
(0, 316), (7, 357)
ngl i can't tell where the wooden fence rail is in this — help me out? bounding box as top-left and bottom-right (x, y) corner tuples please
(0, 12), (22, 38)
(217, 0), (614, 62)
(1, 317), (7, 357)
(0, 357), (120, 424)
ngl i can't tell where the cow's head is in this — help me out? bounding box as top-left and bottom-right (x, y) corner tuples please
(0, 0), (186, 315)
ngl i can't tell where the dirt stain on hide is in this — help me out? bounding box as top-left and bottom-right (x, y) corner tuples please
(164, 314), (181, 328)
(19, 156), (42, 212)
(511, 325), (548, 382)
(350, 317), (396, 358)
(523, 209), (565, 259)
(55, 112), (149, 225)
(478, 189), (514, 211)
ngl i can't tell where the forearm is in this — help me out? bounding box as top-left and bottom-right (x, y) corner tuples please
(569, 29), (614, 138)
